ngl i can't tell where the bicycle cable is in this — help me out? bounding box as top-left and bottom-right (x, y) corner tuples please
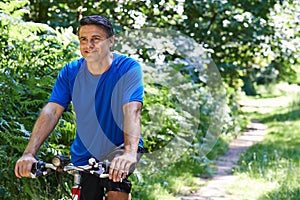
(55, 171), (73, 199)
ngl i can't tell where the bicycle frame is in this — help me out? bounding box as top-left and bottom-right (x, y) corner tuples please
(71, 172), (81, 200)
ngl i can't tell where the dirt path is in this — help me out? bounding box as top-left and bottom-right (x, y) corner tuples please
(178, 83), (300, 200)
(179, 119), (268, 200)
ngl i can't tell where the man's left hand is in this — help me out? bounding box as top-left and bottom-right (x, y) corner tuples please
(109, 151), (137, 182)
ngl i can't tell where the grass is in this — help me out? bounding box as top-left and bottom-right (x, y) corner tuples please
(130, 158), (209, 199)
(227, 83), (300, 199)
(224, 174), (279, 199)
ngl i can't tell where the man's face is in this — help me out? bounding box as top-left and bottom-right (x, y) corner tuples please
(79, 25), (114, 61)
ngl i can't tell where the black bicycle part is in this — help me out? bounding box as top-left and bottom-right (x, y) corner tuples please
(31, 160), (48, 178)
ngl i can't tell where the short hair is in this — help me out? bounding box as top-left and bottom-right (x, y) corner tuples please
(78, 15), (114, 38)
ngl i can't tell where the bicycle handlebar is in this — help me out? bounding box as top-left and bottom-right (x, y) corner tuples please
(31, 157), (110, 179)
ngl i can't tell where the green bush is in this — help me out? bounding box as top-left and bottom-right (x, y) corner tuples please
(0, 6), (78, 198)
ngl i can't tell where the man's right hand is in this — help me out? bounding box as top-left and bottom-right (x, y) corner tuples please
(14, 154), (37, 178)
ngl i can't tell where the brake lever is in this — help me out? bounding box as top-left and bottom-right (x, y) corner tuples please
(30, 161), (54, 178)
(30, 161), (40, 178)
(86, 158), (110, 178)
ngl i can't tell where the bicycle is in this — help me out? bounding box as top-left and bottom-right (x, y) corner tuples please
(31, 156), (111, 200)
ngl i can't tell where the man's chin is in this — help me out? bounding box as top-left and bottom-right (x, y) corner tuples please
(84, 54), (99, 62)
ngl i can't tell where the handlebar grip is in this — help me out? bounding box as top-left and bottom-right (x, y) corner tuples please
(30, 162), (39, 178)
(31, 162), (37, 171)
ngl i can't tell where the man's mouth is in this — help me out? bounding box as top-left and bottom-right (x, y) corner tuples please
(85, 50), (96, 55)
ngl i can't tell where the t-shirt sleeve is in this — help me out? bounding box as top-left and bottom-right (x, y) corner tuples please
(49, 66), (72, 109)
(122, 62), (144, 105)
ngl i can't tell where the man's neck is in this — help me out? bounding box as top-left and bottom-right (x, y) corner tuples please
(86, 52), (113, 75)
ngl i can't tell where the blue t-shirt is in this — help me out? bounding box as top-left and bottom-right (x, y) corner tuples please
(49, 53), (144, 165)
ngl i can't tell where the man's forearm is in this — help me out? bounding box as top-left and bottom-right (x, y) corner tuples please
(123, 102), (142, 154)
(109, 101), (142, 181)
(123, 130), (140, 154)
(23, 103), (63, 156)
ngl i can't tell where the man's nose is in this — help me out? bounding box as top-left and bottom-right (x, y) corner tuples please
(87, 39), (95, 48)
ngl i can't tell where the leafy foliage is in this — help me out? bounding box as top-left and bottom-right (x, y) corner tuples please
(23, 0), (300, 93)
(0, 2), (78, 198)
(0, 2), (233, 199)
(1, 0), (299, 199)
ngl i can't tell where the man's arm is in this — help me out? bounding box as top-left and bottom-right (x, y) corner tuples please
(14, 102), (65, 178)
(109, 101), (142, 182)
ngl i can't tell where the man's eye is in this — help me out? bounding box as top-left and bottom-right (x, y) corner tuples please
(94, 37), (102, 41)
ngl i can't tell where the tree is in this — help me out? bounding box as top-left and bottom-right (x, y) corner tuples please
(23, 0), (299, 94)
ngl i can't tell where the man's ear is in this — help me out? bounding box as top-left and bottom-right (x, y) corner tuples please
(109, 35), (115, 49)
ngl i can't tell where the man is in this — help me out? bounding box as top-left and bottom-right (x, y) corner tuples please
(14, 15), (144, 200)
